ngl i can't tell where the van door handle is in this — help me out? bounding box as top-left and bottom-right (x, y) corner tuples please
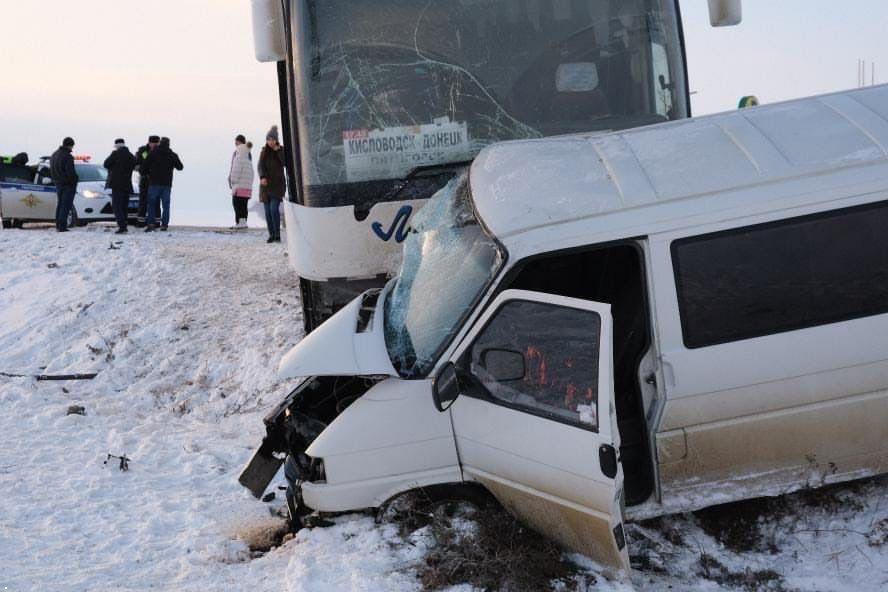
(599, 444), (618, 479)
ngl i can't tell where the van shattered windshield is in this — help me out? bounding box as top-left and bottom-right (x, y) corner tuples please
(293, 0), (687, 206)
(384, 175), (503, 377)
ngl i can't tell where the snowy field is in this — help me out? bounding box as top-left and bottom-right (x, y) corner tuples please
(0, 225), (885, 592)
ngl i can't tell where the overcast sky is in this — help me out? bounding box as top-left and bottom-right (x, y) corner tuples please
(1, 1), (886, 226)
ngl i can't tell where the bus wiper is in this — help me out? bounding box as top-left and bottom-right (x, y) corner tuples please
(380, 160), (472, 203)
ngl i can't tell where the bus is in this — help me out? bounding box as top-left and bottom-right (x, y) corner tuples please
(250, 0), (742, 332)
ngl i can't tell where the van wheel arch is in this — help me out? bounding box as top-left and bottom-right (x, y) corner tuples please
(375, 482), (496, 525)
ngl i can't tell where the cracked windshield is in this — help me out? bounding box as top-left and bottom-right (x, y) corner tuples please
(384, 175), (503, 377)
(294, 0), (686, 205)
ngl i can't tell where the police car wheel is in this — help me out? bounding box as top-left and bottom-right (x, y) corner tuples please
(1, 219), (11, 229)
(68, 208), (87, 228)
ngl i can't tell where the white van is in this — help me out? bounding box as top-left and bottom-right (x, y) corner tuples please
(240, 84), (888, 571)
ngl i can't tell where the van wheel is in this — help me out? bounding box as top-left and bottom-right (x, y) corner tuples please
(1, 219), (12, 229)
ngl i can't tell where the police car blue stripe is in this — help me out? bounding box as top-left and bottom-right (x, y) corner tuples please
(0, 182), (58, 193)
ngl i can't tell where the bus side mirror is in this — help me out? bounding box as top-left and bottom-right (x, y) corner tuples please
(251, 0), (287, 62)
(708, 0), (742, 27)
(432, 362), (461, 412)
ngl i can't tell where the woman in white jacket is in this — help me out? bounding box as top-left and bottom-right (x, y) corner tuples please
(228, 142), (254, 228)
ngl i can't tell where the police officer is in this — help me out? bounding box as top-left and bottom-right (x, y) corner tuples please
(103, 139), (137, 234)
(135, 135), (160, 226)
(50, 137), (78, 232)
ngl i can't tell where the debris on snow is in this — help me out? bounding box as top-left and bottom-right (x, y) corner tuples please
(103, 453), (131, 472)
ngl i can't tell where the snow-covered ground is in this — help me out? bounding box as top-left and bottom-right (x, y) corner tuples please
(0, 225), (885, 591)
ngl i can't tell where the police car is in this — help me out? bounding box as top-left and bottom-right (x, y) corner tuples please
(0, 155), (139, 228)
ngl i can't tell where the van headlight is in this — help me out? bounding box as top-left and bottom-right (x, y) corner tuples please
(81, 189), (104, 199)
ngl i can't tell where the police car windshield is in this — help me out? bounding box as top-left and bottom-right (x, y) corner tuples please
(75, 164), (108, 182)
(384, 174), (503, 378)
(295, 0), (686, 206)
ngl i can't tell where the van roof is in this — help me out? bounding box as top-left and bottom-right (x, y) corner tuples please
(469, 85), (888, 244)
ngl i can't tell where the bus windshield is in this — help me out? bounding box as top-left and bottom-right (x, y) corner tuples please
(293, 0), (686, 206)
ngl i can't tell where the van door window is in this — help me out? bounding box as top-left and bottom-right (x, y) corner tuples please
(464, 299), (600, 431)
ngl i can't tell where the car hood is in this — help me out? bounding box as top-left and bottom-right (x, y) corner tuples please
(278, 287), (398, 379)
(77, 181), (109, 193)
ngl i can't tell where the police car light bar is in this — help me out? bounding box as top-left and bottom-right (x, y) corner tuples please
(73, 155), (92, 162)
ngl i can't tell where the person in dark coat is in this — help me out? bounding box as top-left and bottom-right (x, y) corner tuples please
(143, 137), (183, 232)
(135, 135), (160, 226)
(258, 125), (286, 243)
(49, 137), (78, 232)
(103, 139), (137, 234)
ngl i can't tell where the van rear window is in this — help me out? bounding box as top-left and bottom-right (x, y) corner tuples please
(672, 200), (888, 349)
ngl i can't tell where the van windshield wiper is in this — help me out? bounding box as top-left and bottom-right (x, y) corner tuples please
(403, 160), (473, 180)
(380, 160), (473, 204)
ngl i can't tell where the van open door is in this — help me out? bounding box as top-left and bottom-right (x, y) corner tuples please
(445, 290), (629, 570)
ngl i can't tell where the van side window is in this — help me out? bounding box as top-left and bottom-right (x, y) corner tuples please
(672, 200), (888, 348)
(465, 300), (600, 431)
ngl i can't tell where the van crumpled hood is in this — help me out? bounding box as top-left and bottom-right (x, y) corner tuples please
(278, 289), (398, 379)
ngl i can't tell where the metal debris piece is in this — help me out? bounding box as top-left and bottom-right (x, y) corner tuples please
(104, 454), (131, 472)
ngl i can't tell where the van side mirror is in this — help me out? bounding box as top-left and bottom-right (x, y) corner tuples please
(432, 362), (461, 412)
(480, 348), (525, 382)
(707, 0), (742, 27)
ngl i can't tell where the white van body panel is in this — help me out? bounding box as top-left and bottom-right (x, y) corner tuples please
(283, 199), (425, 281)
(278, 288), (397, 379)
(303, 377), (461, 510)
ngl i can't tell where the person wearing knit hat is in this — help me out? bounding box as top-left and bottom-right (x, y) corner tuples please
(258, 125), (285, 243)
(103, 138), (137, 234)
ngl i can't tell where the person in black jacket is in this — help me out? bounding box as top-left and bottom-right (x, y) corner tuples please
(143, 137), (183, 232)
(134, 135), (160, 226)
(103, 139), (137, 234)
(49, 137), (78, 232)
